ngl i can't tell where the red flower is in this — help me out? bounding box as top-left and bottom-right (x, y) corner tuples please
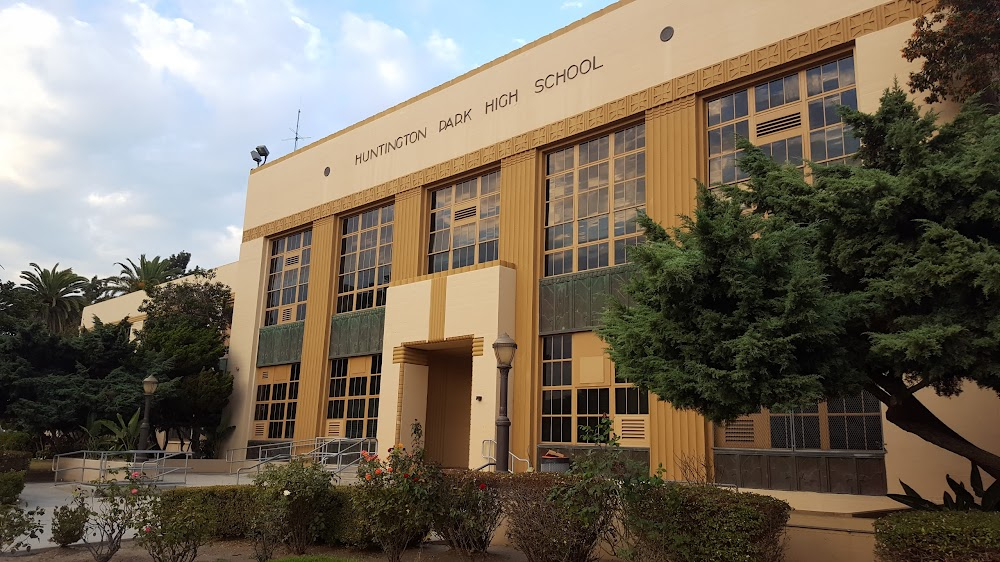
(387, 467), (393, 473)
(403, 473), (410, 479)
(479, 483), (487, 490)
(375, 468), (383, 475)
(365, 473), (372, 481)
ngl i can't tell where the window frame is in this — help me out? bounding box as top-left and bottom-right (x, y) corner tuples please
(263, 229), (313, 326)
(426, 169), (502, 274)
(336, 201), (395, 314)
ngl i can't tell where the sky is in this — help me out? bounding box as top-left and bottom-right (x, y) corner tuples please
(0, 0), (616, 283)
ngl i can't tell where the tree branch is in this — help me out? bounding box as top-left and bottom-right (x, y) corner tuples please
(906, 378), (933, 395)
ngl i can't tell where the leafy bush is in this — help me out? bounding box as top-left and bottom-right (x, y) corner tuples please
(432, 471), (503, 557)
(890, 462), (1000, 512)
(875, 511), (1000, 562)
(501, 472), (612, 562)
(254, 458), (336, 555)
(0, 451), (31, 473)
(621, 482), (789, 562)
(0, 471), (26, 505)
(319, 486), (375, 550)
(0, 432), (32, 452)
(137, 494), (214, 562)
(247, 484), (287, 562)
(0, 504), (43, 553)
(159, 485), (255, 539)
(50, 495), (89, 546)
(83, 471), (157, 562)
(354, 424), (438, 562)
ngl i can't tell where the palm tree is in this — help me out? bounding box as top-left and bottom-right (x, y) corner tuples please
(18, 263), (89, 334)
(110, 255), (183, 294)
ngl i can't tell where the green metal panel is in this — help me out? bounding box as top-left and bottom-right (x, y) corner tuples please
(538, 265), (634, 335)
(256, 322), (305, 367)
(329, 307), (386, 359)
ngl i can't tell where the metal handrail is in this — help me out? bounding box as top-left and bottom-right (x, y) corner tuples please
(481, 439), (533, 472)
(306, 437), (377, 476)
(235, 453), (291, 485)
(226, 437), (326, 472)
(52, 450), (193, 486)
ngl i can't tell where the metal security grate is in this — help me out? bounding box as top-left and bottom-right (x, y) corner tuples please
(756, 113), (801, 137)
(281, 308), (292, 322)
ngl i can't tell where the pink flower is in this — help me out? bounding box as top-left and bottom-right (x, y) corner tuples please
(131, 488), (138, 495)
(131, 471), (140, 478)
(144, 526), (151, 533)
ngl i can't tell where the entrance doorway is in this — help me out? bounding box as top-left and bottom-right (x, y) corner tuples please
(423, 350), (473, 468)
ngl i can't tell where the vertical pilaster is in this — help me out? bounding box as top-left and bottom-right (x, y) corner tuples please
(498, 149), (541, 469)
(393, 188), (426, 280)
(295, 216), (336, 441)
(644, 95), (712, 476)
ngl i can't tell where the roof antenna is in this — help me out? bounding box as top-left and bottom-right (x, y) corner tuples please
(283, 109), (311, 151)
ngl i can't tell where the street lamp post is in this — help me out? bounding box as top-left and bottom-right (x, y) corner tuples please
(137, 375), (159, 456)
(493, 333), (517, 473)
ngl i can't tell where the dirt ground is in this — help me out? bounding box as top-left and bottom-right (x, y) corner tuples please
(8, 539), (531, 561)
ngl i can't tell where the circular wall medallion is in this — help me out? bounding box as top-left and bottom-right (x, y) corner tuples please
(660, 26), (675, 42)
(324, 166), (331, 177)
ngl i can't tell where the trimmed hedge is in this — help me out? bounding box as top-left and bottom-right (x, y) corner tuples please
(159, 484), (373, 548)
(875, 511), (1000, 562)
(623, 483), (790, 562)
(0, 432), (32, 452)
(0, 471), (26, 505)
(0, 451), (31, 473)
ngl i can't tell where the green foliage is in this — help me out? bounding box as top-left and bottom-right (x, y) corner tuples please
(621, 482), (789, 562)
(502, 473), (605, 562)
(17, 262), (88, 335)
(137, 494), (214, 562)
(110, 254), (186, 295)
(319, 486), (375, 550)
(254, 459), (336, 555)
(0, 431), (32, 452)
(354, 424), (438, 562)
(875, 511), (1000, 562)
(160, 485), (256, 539)
(50, 495), (89, 547)
(83, 471), (157, 562)
(903, 0), (1000, 110)
(432, 471), (503, 558)
(600, 89), (1000, 475)
(889, 463), (1000, 512)
(0, 504), (43, 553)
(95, 409), (142, 451)
(0, 471), (26, 505)
(0, 451), (31, 473)
(0, 281), (39, 335)
(247, 484), (288, 562)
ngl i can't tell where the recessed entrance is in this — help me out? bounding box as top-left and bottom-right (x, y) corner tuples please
(423, 348), (473, 468)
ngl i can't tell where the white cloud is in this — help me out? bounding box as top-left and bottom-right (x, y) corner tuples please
(339, 12), (413, 89)
(425, 31), (460, 65)
(512, 37), (526, 47)
(123, 2), (211, 85)
(291, 16), (323, 61)
(561, 1), (584, 8)
(86, 192), (132, 208)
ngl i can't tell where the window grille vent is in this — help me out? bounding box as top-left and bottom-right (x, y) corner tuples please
(285, 255), (300, 266)
(724, 418), (755, 443)
(756, 113), (801, 137)
(253, 422), (266, 437)
(262, 371), (269, 379)
(454, 206), (477, 221)
(281, 308), (292, 322)
(620, 417), (647, 440)
(326, 420), (342, 437)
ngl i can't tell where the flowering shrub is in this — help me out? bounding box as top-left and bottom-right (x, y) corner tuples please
(246, 484), (288, 562)
(83, 470), (156, 562)
(432, 471), (503, 558)
(0, 504), (43, 553)
(50, 493), (89, 547)
(136, 495), (214, 562)
(253, 458), (334, 555)
(354, 423), (439, 562)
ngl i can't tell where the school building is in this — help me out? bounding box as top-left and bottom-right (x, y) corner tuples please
(83, 0), (999, 532)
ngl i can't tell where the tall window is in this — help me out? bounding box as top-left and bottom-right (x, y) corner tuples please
(544, 123), (646, 277)
(253, 363), (300, 439)
(540, 334), (650, 444)
(327, 355), (381, 439)
(428, 170), (500, 273)
(264, 230), (312, 326)
(707, 54), (859, 186)
(337, 204), (394, 313)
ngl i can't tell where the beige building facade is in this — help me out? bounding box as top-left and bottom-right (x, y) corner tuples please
(84, 0), (999, 530)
